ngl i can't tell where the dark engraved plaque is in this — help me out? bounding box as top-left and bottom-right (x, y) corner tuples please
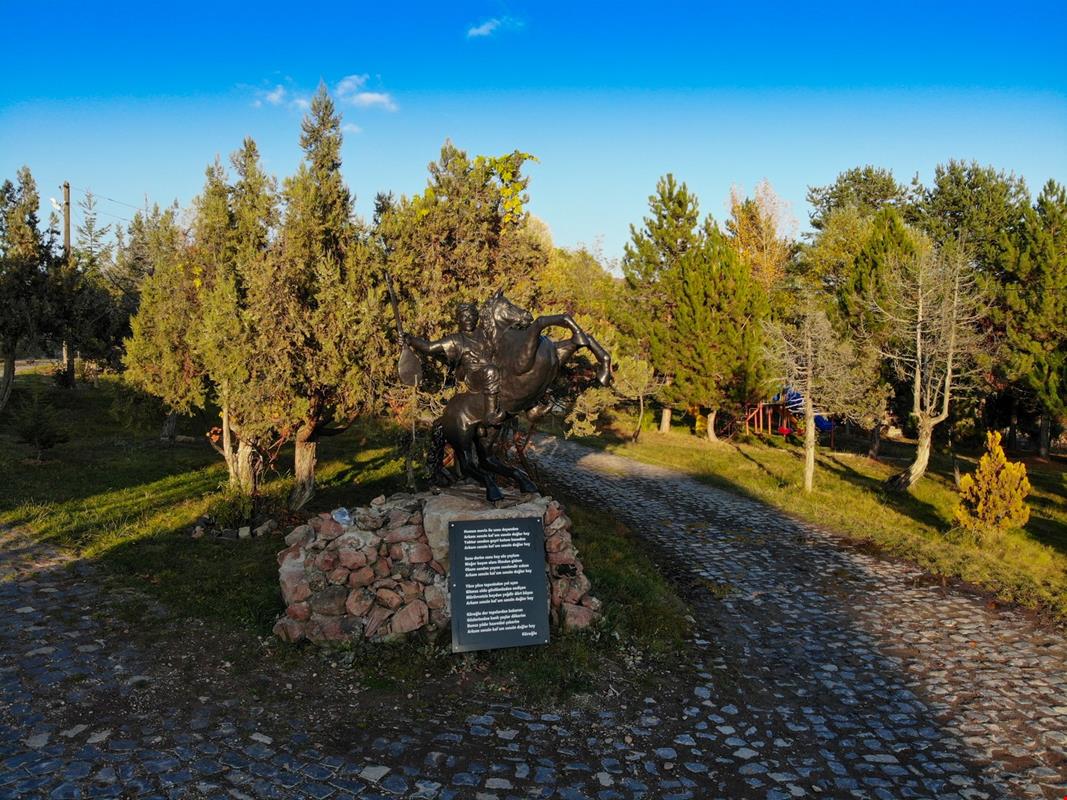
(449, 517), (551, 653)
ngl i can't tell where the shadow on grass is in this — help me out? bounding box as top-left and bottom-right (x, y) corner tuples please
(821, 454), (949, 534)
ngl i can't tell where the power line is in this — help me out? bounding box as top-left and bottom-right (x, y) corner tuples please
(68, 184), (145, 212)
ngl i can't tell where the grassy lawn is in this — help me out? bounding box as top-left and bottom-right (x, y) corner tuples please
(0, 373), (688, 698)
(572, 415), (1067, 621)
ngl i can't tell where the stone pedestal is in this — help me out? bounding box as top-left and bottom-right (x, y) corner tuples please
(273, 488), (601, 646)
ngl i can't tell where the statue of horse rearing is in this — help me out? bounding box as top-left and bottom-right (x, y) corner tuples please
(429, 290), (612, 502)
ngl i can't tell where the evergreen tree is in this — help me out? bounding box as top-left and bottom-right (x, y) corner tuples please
(1002, 180), (1067, 457)
(269, 85), (384, 508)
(806, 166), (910, 230)
(620, 174), (701, 432)
(669, 223), (767, 440)
(0, 167), (48, 413)
(122, 207), (201, 415)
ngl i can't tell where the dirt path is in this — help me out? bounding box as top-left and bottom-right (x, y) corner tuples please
(531, 436), (1067, 799)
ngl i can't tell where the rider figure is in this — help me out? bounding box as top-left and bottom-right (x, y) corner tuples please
(405, 302), (506, 426)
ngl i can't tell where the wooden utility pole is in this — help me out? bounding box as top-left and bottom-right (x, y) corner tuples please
(61, 181), (75, 385)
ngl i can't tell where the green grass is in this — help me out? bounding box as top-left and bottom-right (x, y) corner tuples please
(572, 415), (1067, 621)
(0, 373), (689, 698)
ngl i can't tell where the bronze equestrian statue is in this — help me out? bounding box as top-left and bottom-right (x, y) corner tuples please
(404, 290), (612, 502)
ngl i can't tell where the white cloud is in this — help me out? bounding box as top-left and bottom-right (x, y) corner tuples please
(264, 85), (286, 105)
(291, 96), (310, 110)
(335, 74), (369, 97)
(348, 91), (397, 111)
(467, 16), (523, 38)
(467, 18), (501, 37)
(342, 122), (362, 134)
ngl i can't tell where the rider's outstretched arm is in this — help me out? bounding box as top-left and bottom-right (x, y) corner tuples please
(405, 333), (460, 365)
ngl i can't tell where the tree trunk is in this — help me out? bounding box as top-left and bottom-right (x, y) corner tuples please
(706, 409), (718, 442)
(658, 407), (672, 434)
(803, 392), (815, 493)
(867, 422), (882, 459)
(632, 394), (645, 442)
(235, 439), (260, 496)
(888, 417), (934, 491)
(290, 428), (317, 510)
(160, 411), (177, 443)
(1038, 415), (1051, 460)
(1007, 395), (1018, 452)
(62, 341), (75, 387)
(0, 350), (15, 414)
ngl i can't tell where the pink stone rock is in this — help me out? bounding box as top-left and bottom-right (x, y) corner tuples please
(546, 514), (571, 534)
(543, 500), (563, 526)
(319, 518), (344, 541)
(370, 494), (386, 506)
(411, 565), (436, 584)
(309, 585), (348, 616)
(384, 525), (423, 544)
(354, 508), (385, 530)
(390, 599), (428, 634)
(406, 542), (433, 563)
(375, 588), (402, 610)
(348, 567), (375, 588)
(373, 577), (398, 590)
(315, 551), (338, 572)
(545, 530), (573, 553)
(327, 567), (350, 585)
(386, 509), (409, 528)
(286, 602), (310, 621)
(337, 549), (367, 569)
(561, 602), (596, 630)
(280, 570), (311, 604)
(547, 549), (577, 566)
(424, 584), (447, 610)
(284, 524), (312, 547)
(372, 558), (391, 578)
(563, 573), (591, 605)
(398, 580), (420, 602)
(276, 542), (302, 567)
(408, 511), (423, 526)
(388, 543), (405, 562)
(429, 560), (445, 575)
(363, 605), (392, 638)
(273, 617), (305, 643)
(346, 588), (374, 617)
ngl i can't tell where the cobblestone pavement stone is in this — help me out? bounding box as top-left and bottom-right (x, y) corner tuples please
(531, 437), (1067, 799)
(0, 436), (1064, 800)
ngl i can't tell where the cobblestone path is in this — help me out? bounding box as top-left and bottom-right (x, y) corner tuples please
(0, 436), (1064, 800)
(531, 437), (1067, 800)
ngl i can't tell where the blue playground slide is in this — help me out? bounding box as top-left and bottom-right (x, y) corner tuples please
(774, 388), (833, 432)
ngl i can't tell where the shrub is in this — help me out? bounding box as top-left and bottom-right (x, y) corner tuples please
(954, 431), (1031, 543)
(16, 389), (70, 461)
(206, 485), (256, 530)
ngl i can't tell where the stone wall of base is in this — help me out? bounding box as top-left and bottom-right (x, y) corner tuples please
(273, 489), (600, 646)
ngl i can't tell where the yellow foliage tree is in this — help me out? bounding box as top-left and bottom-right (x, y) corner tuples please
(954, 431), (1032, 541)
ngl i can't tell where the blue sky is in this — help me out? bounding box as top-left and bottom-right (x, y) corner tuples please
(2, 1), (1065, 261)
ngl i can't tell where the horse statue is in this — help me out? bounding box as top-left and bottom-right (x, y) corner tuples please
(407, 290), (612, 502)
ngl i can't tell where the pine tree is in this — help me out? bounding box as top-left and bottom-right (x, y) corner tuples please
(1002, 180), (1067, 457)
(620, 174), (701, 432)
(669, 223), (767, 441)
(806, 166), (910, 230)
